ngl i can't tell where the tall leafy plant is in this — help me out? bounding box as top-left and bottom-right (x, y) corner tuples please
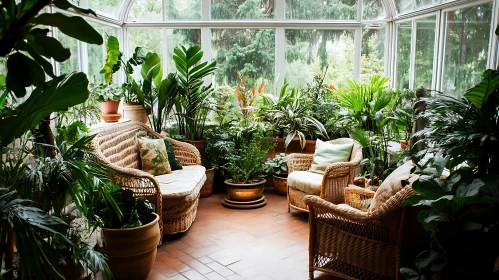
(401, 69), (499, 280)
(173, 45), (217, 140)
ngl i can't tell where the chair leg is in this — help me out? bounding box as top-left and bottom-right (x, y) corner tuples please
(288, 203), (290, 213)
(309, 269), (314, 280)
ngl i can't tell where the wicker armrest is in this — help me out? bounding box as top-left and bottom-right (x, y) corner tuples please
(344, 185), (375, 212)
(168, 137), (201, 166)
(323, 162), (354, 179)
(304, 195), (371, 222)
(286, 153), (314, 173)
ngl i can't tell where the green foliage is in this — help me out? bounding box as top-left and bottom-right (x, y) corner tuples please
(0, 73), (90, 147)
(94, 188), (155, 229)
(222, 132), (275, 184)
(263, 153), (288, 175)
(93, 83), (124, 102)
(55, 120), (88, 146)
(173, 45), (217, 140)
(99, 35), (121, 84)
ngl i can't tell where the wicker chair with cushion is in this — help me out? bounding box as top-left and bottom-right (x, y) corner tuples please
(286, 138), (363, 212)
(90, 121), (206, 238)
(304, 168), (428, 280)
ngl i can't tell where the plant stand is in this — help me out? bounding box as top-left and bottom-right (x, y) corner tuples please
(223, 179), (267, 209)
(222, 196), (267, 209)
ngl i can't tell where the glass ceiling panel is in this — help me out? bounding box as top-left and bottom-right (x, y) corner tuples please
(363, 0), (387, 20)
(286, 0), (358, 20)
(128, 0), (162, 21)
(395, 0), (461, 15)
(88, 0), (125, 18)
(212, 0), (274, 19)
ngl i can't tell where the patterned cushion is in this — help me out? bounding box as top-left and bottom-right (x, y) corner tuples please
(137, 138), (171, 176)
(287, 171), (324, 195)
(309, 139), (353, 174)
(368, 161), (416, 212)
(156, 165), (206, 198)
(163, 139), (183, 171)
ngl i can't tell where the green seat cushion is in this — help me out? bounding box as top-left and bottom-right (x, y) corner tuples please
(163, 139), (183, 171)
(309, 139), (353, 174)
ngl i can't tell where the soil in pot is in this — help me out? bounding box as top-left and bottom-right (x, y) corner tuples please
(97, 213), (160, 280)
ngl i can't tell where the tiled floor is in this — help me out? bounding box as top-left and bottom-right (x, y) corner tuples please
(148, 189), (339, 280)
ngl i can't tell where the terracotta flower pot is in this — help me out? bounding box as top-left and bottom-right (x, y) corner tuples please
(224, 178), (266, 202)
(101, 99), (120, 114)
(187, 140), (206, 160)
(273, 138), (316, 154)
(200, 167), (214, 198)
(400, 140), (408, 150)
(123, 103), (148, 124)
(98, 213), (160, 280)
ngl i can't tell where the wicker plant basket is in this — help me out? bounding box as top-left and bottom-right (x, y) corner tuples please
(273, 175), (288, 196)
(200, 167), (215, 198)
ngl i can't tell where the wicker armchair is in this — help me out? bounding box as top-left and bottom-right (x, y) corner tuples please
(286, 138), (363, 212)
(304, 185), (428, 280)
(89, 122), (204, 240)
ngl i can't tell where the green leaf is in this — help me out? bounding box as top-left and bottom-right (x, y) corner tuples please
(99, 36), (121, 83)
(28, 34), (71, 62)
(412, 176), (446, 200)
(35, 13), (103, 45)
(6, 52), (45, 97)
(403, 194), (425, 206)
(464, 69), (499, 109)
(417, 210), (449, 230)
(52, 0), (97, 16)
(415, 250), (447, 272)
(141, 52), (162, 86)
(400, 268), (420, 280)
(16, 40), (56, 78)
(0, 73), (89, 147)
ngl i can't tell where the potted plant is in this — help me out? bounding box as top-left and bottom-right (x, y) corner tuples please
(94, 83), (124, 122)
(263, 153), (288, 195)
(95, 187), (160, 280)
(235, 71), (264, 118)
(222, 132), (274, 203)
(173, 45), (217, 158)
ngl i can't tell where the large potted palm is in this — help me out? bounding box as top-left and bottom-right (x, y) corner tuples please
(173, 45), (217, 158)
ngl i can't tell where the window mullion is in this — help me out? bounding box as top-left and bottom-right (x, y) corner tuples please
(409, 20), (416, 89)
(354, 27), (361, 80)
(275, 28), (285, 93)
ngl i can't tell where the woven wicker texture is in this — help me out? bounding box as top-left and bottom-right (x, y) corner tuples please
(286, 138), (363, 212)
(200, 168), (215, 198)
(304, 186), (428, 280)
(89, 121), (203, 238)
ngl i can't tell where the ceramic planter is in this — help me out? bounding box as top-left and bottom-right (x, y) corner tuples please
(224, 178), (266, 201)
(123, 103), (148, 124)
(272, 174), (288, 196)
(98, 213), (160, 280)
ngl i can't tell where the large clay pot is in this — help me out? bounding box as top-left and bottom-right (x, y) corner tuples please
(98, 213), (160, 280)
(273, 138), (316, 154)
(101, 99), (120, 114)
(123, 103), (148, 124)
(200, 167), (214, 198)
(273, 174), (288, 196)
(224, 178), (266, 202)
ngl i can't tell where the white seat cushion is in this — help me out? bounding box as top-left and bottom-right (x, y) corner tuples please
(155, 165), (206, 198)
(287, 171), (324, 195)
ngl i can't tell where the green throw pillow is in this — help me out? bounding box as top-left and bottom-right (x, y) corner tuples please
(137, 138), (171, 176)
(163, 139), (183, 171)
(309, 139), (353, 174)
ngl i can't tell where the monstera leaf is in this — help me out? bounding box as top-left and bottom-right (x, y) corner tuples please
(99, 36), (121, 83)
(0, 73), (90, 147)
(464, 69), (499, 109)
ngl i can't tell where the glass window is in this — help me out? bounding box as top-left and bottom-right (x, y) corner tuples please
(442, 3), (493, 97)
(363, 0), (386, 20)
(128, 0), (162, 21)
(58, 31), (80, 75)
(414, 16), (436, 89)
(286, 0), (357, 20)
(361, 25), (386, 81)
(212, 0), (274, 19)
(285, 29), (355, 88)
(166, 0), (201, 20)
(396, 21), (412, 89)
(212, 29), (275, 87)
(127, 29), (163, 80)
(166, 29), (201, 73)
(89, 0), (125, 18)
(87, 22), (119, 84)
(395, 0), (414, 15)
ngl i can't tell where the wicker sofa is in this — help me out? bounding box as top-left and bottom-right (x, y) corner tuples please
(286, 138), (363, 212)
(304, 185), (428, 280)
(90, 122), (206, 239)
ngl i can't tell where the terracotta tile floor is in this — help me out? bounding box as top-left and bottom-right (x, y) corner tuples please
(148, 190), (339, 280)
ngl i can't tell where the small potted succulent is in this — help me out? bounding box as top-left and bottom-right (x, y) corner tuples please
(95, 187), (160, 280)
(263, 153), (288, 195)
(94, 83), (124, 120)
